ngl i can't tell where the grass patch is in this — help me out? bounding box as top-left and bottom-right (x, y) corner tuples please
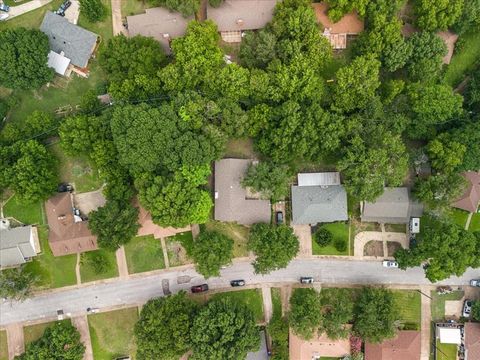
(166, 235), (192, 267)
(450, 208), (469, 229)
(352, 220), (381, 235)
(3, 194), (44, 225)
(435, 339), (458, 360)
(312, 222), (349, 256)
(23, 226), (77, 289)
(77, 0), (113, 43)
(392, 290), (421, 330)
(0, 330), (7, 360)
(121, 0), (151, 16)
(0, 0), (63, 30)
(124, 235), (165, 274)
(23, 320), (70, 345)
(50, 142), (103, 194)
(384, 224), (406, 233)
(210, 289), (264, 323)
(204, 221), (249, 257)
(431, 290), (464, 321)
(271, 288), (282, 320)
(444, 29), (480, 87)
(80, 249), (118, 283)
(224, 138), (257, 159)
(88, 307), (138, 360)
(468, 213), (480, 232)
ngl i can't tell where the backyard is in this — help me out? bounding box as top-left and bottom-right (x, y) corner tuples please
(311, 222), (350, 256)
(444, 29), (480, 87)
(2, 194), (44, 225)
(431, 290), (464, 321)
(88, 307), (139, 360)
(210, 289), (264, 323)
(0, 330), (7, 360)
(435, 339), (458, 360)
(450, 208), (469, 229)
(78, 0), (113, 44)
(124, 235), (165, 274)
(23, 320), (70, 345)
(469, 213), (480, 232)
(80, 249), (118, 283)
(204, 221), (250, 257)
(392, 290), (421, 330)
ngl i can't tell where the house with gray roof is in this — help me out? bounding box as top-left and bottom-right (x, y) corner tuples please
(214, 159), (271, 225)
(0, 220), (39, 268)
(361, 187), (424, 224)
(291, 172), (348, 225)
(40, 11), (98, 71)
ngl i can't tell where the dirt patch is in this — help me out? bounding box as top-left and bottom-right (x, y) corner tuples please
(166, 240), (191, 267)
(387, 241), (402, 257)
(364, 240), (383, 257)
(352, 218), (381, 236)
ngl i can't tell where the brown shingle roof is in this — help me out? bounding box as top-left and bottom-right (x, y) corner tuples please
(465, 323), (480, 360)
(312, 2), (364, 34)
(452, 171), (480, 213)
(45, 193), (97, 256)
(365, 331), (421, 360)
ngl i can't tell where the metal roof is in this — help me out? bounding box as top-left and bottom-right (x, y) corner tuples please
(438, 328), (461, 345)
(298, 172), (341, 187)
(47, 50), (71, 75)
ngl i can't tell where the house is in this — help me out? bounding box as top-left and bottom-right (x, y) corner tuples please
(312, 2), (364, 49)
(214, 159), (271, 225)
(365, 330), (421, 360)
(127, 8), (192, 54)
(207, 0), (278, 42)
(452, 171), (480, 213)
(45, 193), (98, 256)
(291, 172), (348, 225)
(40, 11), (98, 76)
(0, 219), (39, 268)
(289, 329), (351, 359)
(465, 323), (480, 360)
(361, 188), (424, 224)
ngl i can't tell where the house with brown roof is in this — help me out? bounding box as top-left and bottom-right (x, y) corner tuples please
(45, 193), (97, 256)
(452, 171), (480, 213)
(312, 2), (364, 49)
(207, 0), (278, 42)
(465, 323), (480, 360)
(365, 330), (421, 360)
(289, 329), (351, 359)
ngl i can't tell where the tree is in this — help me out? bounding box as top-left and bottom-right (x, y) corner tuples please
(395, 216), (480, 282)
(0, 266), (38, 301)
(414, 0), (464, 31)
(79, 89), (102, 115)
(413, 173), (466, 211)
(353, 287), (397, 343)
(135, 292), (198, 360)
(406, 32), (447, 82)
(324, 0), (369, 21)
(453, 0), (480, 34)
(320, 288), (355, 340)
(268, 317), (289, 360)
(88, 200), (140, 250)
(146, 0), (200, 16)
(442, 122), (480, 171)
(313, 228), (333, 247)
(472, 300), (480, 321)
(239, 30), (277, 69)
(79, 0), (106, 22)
(332, 56), (381, 113)
(426, 137), (466, 173)
(16, 321), (85, 360)
(0, 28), (54, 90)
(289, 288), (322, 340)
(465, 66), (480, 112)
(190, 298), (260, 360)
(1, 110), (57, 144)
(188, 231), (233, 278)
(248, 224), (299, 274)
(241, 162), (292, 202)
(59, 115), (107, 157)
(81, 251), (111, 274)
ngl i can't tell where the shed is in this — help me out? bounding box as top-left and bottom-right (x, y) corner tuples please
(438, 328), (461, 345)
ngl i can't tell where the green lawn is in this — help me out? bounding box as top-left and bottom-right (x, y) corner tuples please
(0, 330), (7, 360)
(312, 222), (349, 256)
(0, 0), (63, 30)
(3, 194), (44, 225)
(444, 29), (480, 87)
(88, 307), (138, 360)
(4, 0), (34, 6)
(23, 226), (77, 289)
(385, 224), (406, 233)
(80, 249), (118, 283)
(124, 235), (165, 274)
(204, 221), (250, 257)
(436, 340), (458, 360)
(431, 290), (464, 321)
(165, 234), (192, 267)
(78, 0), (113, 44)
(450, 208), (469, 229)
(210, 289), (264, 323)
(50, 142), (103, 194)
(23, 320), (70, 345)
(121, 0), (151, 16)
(392, 290), (421, 330)
(469, 213), (480, 232)
(271, 288), (282, 320)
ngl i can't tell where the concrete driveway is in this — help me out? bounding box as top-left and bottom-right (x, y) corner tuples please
(7, 0), (52, 19)
(74, 190), (106, 215)
(292, 224), (312, 257)
(64, 0), (79, 24)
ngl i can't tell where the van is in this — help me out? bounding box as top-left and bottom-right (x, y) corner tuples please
(410, 217), (420, 234)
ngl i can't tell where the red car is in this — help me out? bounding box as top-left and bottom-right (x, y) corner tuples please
(191, 284), (209, 293)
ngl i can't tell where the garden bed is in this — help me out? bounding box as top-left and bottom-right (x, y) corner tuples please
(363, 240), (383, 257)
(387, 241), (402, 257)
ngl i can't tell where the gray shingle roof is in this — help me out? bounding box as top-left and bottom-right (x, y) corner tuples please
(291, 185), (348, 225)
(40, 12), (98, 68)
(0, 226), (36, 267)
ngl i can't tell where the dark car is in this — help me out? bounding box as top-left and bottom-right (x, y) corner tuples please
(300, 276), (314, 284)
(276, 211), (284, 224)
(230, 280), (245, 287)
(61, 0), (71, 10)
(0, 3), (10, 12)
(191, 284), (209, 293)
(58, 183), (74, 193)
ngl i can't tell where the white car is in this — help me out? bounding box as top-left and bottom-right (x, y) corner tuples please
(382, 261), (399, 268)
(463, 300), (472, 318)
(470, 279), (480, 287)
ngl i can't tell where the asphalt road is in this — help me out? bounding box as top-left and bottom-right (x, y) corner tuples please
(1, 259), (479, 326)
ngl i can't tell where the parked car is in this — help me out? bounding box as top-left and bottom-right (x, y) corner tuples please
(470, 279), (480, 287)
(276, 211), (284, 225)
(60, 0), (71, 10)
(382, 260), (399, 268)
(58, 183), (74, 193)
(230, 280), (245, 287)
(0, 12), (8, 20)
(300, 276), (314, 284)
(87, 307), (99, 314)
(191, 284), (209, 293)
(0, 3), (10, 12)
(462, 300), (472, 318)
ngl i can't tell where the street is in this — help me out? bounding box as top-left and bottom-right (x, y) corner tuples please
(1, 258), (479, 326)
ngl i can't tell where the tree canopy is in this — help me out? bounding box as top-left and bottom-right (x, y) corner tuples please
(414, 0), (464, 31)
(241, 161), (292, 201)
(0, 266), (38, 302)
(79, 0), (106, 22)
(289, 288), (323, 340)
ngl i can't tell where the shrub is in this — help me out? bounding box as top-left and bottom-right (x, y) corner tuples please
(314, 228), (333, 247)
(334, 239), (347, 252)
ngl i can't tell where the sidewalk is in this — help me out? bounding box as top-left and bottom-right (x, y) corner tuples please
(7, 0), (52, 19)
(71, 315), (94, 360)
(420, 286), (432, 360)
(5, 323), (23, 360)
(261, 287), (272, 324)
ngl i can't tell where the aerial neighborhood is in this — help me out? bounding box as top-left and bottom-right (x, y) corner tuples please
(0, 0), (479, 359)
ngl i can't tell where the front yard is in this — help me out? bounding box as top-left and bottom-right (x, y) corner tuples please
(80, 249), (118, 283)
(204, 221), (250, 257)
(469, 213), (480, 232)
(210, 289), (264, 323)
(23, 320), (70, 345)
(0, 0), (63, 30)
(392, 290), (421, 330)
(124, 235), (165, 274)
(450, 208), (469, 229)
(3, 194), (44, 225)
(88, 307), (138, 360)
(311, 222), (350, 256)
(431, 290), (464, 321)
(0, 330), (7, 360)
(165, 233), (192, 267)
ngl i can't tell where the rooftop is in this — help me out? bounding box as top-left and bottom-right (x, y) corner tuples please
(365, 330), (421, 360)
(452, 171), (480, 213)
(465, 323), (480, 360)
(312, 2), (364, 34)
(0, 225), (37, 267)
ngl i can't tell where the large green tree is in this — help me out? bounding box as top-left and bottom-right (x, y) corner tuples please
(0, 28), (54, 90)
(241, 161), (292, 202)
(190, 298), (260, 360)
(0, 266), (38, 301)
(188, 231), (233, 278)
(453, 0), (480, 34)
(79, 0), (106, 22)
(239, 30), (277, 69)
(413, 173), (466, 211)
(426, 137), (466, 173)
(1, 110), (57, 144)
(414, 0), (464, 31)
(320, 288), (355, 340)
(135, 292), (198, 360)
(289, 288), (322, 340)
(441, 122), (480, 171)
(248, 224), (299, 274)
(406, 32), (447, 82)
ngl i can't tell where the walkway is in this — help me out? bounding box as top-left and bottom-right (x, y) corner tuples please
(261, 287), (272, 324)
(7, 0), (52, 19)
(110, 0), (126, 36)
(292, 224), (312, 258)
(420, 286), (432, 360)
(353, 230), (408, 258)
(115, 246), (129, 279)
(71, 316), (94, 360)
(75, 253), (82, 285)
(5, 323), (24, 359)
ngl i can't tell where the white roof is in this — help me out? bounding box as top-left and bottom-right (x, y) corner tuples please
(439, 328), (461, 344)
(298, 172), (341, 186)
(47, 50), (71, 75)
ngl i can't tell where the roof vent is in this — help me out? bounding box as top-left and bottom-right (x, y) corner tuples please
(57, 215), (66, 221)
(236, 18), (244, 25)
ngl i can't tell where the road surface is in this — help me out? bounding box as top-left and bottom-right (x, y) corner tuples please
(1, 259), (479, 326)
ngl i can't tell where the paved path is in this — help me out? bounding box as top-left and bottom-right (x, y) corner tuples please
(420, 286), (432, 360)
(110, 0), (126, 36)
(354, 231), (408, 257)
(465, 212), (473, 230)
(160, 238), (170, 269)
(5, 323), (23, 359)
(261, 287), (272, 324)
(292, 224), (312, 258)
(75, 253), (81, 285)
(71, 315), (93, 360)
(280, 286), (292, 316)
(7, 0), (52, 19)
(115, 246), (129, 279)
(1, 259), (478, 326)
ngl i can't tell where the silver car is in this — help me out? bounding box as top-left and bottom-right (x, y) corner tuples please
(463, 300), (472, 318)
(470, 279), (480, 287)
